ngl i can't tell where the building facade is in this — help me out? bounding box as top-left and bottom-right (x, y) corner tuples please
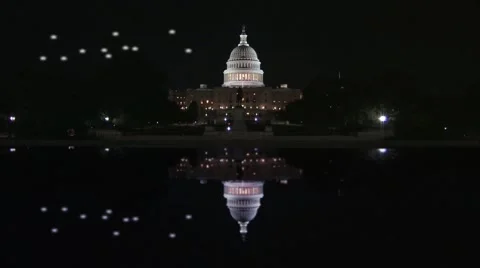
(169, 26), (302, 122)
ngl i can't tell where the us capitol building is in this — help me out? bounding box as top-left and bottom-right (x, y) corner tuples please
(169, 26), (302, 122)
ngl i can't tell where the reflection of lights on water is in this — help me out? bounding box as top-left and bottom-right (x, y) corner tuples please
(378, 148), (387, 153)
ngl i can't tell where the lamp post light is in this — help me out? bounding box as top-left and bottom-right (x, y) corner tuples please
(378, 115), (387, 138)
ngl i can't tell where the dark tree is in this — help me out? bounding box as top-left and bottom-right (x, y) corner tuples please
(186, 101), (199, 123)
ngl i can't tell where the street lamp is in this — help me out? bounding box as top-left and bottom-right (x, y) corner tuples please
(378, 115), (387, 138)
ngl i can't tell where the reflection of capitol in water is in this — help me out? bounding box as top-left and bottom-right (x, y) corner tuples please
(169, 148), (302, 240)
(223, 181), (264, 240)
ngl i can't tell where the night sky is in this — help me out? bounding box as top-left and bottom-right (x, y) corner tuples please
(4, 0), (479, 91)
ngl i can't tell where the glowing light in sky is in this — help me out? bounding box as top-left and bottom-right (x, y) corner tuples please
(60, 56), (68, 61)
(40, 56), (47, 61)
(131, 46), (139, 52)
(168, 29), (176, 35)
(112, 31), (119, 37)
(185, 48), (193, 54)
(79, 48), (86, 54)
(122, 45), (129, 51)
(105, 54), (112, 59)
(50, 34), (58, 40)
(101, 48), (108, 53)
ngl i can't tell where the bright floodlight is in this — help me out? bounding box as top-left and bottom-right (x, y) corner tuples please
(79, 48), (86, 54)
(104, 116), (110, 121)
(9, 116), (15, 122)
(131, 46), (139, 52)
(378, 148), (387, 153)
(378, 115), (387, 122)
(101, 48), (108, 53)
(50, 34), (58, 40)
(227, 126), (231, 131)
(122, 45), (129, 51)
(254, 117), (258, 122)
(168, 29), (176, 35)
(9, 148), (16, 152)
(40, 56), (47, 61)
(185, 48), (193, 54)
(60, 56), (68, 62)
(112, 31), (119, 37)
(105, 54), (112, 59)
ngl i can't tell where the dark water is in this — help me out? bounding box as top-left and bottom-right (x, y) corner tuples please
(3, 147), (478, 267)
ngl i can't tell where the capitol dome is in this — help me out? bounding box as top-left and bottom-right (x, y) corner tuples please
(223, 181), (264, 240)
(223, 26), (265, 88)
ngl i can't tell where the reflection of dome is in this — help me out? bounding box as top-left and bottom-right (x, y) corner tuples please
(222, 26), (265, 88)
(223, 181), (264, 240)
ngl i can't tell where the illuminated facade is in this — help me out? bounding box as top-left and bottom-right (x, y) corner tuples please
(168, 26), (302, 121)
